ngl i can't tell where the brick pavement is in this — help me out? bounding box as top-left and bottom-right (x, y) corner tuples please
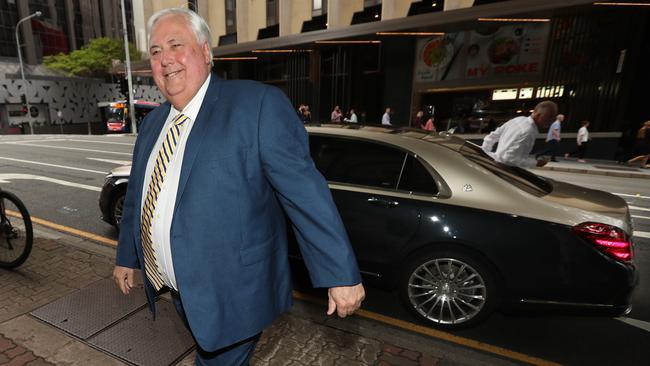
(0, 226), (517, 366)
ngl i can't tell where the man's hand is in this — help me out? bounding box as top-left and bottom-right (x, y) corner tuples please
(113, 266), (135, 295)
(327, 283), (365, 318)
(536, 159), (548, 167)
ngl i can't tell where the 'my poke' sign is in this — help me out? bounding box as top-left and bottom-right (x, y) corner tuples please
(465, 23), (549, 79)
(413, 23), (549, 83)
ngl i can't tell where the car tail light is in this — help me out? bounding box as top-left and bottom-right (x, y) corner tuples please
(572, 222), (632, 262)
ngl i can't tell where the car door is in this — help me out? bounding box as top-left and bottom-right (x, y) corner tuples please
(309, 134), (422, 275)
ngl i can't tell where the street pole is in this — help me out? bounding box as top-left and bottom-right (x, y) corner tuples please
(120, 0), (137, 134)
(15, 11), (41, 135)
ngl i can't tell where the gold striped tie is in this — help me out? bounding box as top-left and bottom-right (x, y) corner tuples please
(141, 113), (189, 291)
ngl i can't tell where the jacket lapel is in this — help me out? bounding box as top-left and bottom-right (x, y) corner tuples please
(174, 75), (223, 213)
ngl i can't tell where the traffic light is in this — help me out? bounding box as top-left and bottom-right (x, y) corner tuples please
(20, 94), (27, 115)
(118, 78), (129, 97)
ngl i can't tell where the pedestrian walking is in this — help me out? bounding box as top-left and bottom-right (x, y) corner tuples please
(113, 8), (364, 365)
(565, 120), (590, 162)
(331, 105), (342, 122)
(382, 107), (392, 126)
(413, 110), (424, 129)
(344, 108), (358, 123)
(626, 120), (650, 168)
(535, 114), (564, 162)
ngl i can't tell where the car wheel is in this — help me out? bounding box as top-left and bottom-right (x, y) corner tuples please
(399, 249), (498, 329)
(111, 188), (126, 229)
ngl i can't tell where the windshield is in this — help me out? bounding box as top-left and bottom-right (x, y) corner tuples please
(459, 141), (553, 197)
(107, 107), (125, 121)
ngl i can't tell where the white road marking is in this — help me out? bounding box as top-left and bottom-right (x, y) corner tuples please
(0, 139), (66, 144)
(615, 192), (650, 200)
(0, 157), (106, 175)
(632, 215), (650, 220)
(634, 231), (650, 239)
(66, 139), (135, 146)
(7, 142), (132, 156)
(86, 157), (132, 165)
(0, 173), (101, 191)
(629, 206), (650, 212)
(617, 317), (650, 333)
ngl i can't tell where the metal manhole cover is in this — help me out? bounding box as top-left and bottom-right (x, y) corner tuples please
(31, 278), (147, 339)
(88, 299), (194, 366)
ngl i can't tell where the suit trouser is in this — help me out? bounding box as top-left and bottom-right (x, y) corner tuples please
(170, 289), (261, 366)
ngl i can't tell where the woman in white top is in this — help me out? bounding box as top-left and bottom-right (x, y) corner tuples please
(565, 120), (590, 162)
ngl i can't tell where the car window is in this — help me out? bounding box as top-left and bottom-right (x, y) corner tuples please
(310, 135), (406, 190)
(459, 141), (552, 197)
(398, 155), (438, 195)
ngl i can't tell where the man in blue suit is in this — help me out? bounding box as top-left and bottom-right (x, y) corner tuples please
(112, 8), (365, 365)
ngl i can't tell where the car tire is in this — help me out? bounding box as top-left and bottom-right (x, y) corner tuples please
(110, 187), (126, 229)
(399, 248), (499, 329)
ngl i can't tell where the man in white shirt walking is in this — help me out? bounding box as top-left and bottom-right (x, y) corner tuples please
(382, 107), (392, 125)
(344, 108), (358, 123)
(481, 101), (558, 168)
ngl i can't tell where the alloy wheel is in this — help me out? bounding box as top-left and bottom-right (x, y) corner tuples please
(407, 257), (487, 325)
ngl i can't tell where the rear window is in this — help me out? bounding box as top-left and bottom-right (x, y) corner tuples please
(310, 135), (406, 189)
(459, 142), (552, 197)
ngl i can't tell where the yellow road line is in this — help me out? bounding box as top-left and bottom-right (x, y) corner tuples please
(292, 291), (561, 366)
(6, 210), (118, 247)
(13, 213), (557, 366)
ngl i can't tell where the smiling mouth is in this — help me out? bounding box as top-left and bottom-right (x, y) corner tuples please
(164, 70), (183, 78)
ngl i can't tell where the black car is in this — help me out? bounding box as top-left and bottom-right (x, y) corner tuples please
(100, 125), (637, 329)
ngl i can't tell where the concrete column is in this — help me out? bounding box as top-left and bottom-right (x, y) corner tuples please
(199, 0), (226, 47)
(16, 0), (37, 64)
(381, 0), (419, 20)
(101, 0), (117, 38)
(64, 0), (77, 50)
(132, 0), (151, 54)
(279, 0), (312, 37)
(152, 0), (188, 14)
(443, 0), (475, 11)
(236, 0), (266, 43)
(327, 0), (363, 29)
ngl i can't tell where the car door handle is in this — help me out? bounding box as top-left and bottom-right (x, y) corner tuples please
(367, 197), (399, 207)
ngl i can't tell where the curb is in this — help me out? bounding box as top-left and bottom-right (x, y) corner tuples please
(540, 165), (650, 180)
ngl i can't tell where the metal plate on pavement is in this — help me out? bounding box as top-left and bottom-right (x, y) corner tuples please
(87, 299), (194, 366)
(30, 278), (147, 339)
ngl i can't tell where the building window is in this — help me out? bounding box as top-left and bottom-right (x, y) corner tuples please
(188, 0), (198, 12)
(0, 0), (19, 57)
(266, 0), (278, 27)
(312, 0), (327, 17)
(225, 0), (236, 34)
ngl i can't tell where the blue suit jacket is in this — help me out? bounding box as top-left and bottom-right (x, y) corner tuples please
(116, 75), (361, 351)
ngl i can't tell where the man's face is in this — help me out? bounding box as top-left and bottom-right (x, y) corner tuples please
(149, 14), (211, 110)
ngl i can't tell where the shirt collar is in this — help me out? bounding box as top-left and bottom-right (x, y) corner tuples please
(170, 73), (211, 121)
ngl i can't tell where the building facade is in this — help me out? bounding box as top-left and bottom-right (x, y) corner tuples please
(127, 0), (650, 159)
(0, 0), (161, 132)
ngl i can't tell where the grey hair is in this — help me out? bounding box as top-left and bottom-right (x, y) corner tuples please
(147, 7), (214, 65)
(534, 101), (558, 118)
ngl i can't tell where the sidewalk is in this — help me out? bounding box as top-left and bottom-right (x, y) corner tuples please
(536, 157), (650, 179)
(0, 226), (523, 366)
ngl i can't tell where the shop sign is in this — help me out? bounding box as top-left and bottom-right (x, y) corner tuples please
(466, 23), (549, 79)
(414, 23), (550, 84)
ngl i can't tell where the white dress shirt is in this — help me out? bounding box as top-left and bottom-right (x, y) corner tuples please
(344, 113), (358, 123)
(481, 116), (539, 168)
(140, 74), (211, 290)
(381, 112), (391, 125)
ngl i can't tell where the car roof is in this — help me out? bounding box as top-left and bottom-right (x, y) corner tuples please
(304, 124), (466, 154)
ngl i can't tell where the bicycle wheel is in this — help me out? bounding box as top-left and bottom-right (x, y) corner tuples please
(0, 190), (33, 268)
